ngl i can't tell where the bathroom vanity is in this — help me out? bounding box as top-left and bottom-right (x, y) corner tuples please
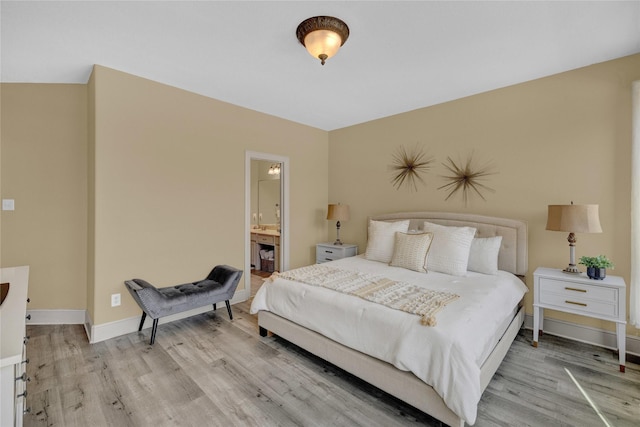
(251, 228), (280, 272)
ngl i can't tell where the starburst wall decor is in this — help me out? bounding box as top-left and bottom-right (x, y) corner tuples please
(389, 145), (434, 192)
(438, 154), (496, 204)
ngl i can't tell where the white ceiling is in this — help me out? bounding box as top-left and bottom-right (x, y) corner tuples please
(2, 1), (639, 131)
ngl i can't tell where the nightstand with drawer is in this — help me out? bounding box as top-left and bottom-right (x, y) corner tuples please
(316, 243), (358, 264)
(533, 267), (626, 372)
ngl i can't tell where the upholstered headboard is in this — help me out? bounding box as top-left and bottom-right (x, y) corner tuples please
(370, 211), (528, 276)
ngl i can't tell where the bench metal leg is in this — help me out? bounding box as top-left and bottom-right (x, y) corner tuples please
(213, 303), (216, 311)
(150, 318), (159, 345)
(138, 312), (147, 331)
(225, 300), (233, 320)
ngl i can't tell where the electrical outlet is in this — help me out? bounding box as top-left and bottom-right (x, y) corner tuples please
(2, 199), (15, 211)
(111, 293), (121, 307)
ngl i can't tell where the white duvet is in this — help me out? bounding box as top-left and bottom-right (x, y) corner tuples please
(250, 256), (528, 425)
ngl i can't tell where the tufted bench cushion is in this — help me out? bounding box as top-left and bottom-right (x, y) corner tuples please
(125, 264), (243, 344)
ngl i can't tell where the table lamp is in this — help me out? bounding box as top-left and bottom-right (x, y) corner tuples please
(327, 203), (350, 245)
(546, 202), (602, 273)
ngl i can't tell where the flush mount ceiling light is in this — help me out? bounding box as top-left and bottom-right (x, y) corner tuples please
(296, 16), (349, 65)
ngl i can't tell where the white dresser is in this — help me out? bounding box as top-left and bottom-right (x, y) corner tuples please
(533, 267), (626, 372)
(1, 266), (30, 427)
(316, 243), (358, 264)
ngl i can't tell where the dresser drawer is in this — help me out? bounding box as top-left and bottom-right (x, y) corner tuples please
(539, 278), (618, 303)
(316, 244), (357, 263)
(317, 246), (345, 262)
(539, 291), (617, 318)
(256, 234), (275, 245)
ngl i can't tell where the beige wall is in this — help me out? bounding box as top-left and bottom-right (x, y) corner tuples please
(89, 66), (328, 324)
(2, 55), (638, 337)
(1, 67), (328, 327)
(1, 83), (88, 310)
(329, 53), (640, 337)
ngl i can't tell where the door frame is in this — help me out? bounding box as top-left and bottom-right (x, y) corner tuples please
(244, 151), (289, 297)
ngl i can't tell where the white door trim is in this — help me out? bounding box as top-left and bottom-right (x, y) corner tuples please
(245, 151), (290, 297)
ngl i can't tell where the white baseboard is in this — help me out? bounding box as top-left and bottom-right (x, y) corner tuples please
(26, 309), (85, 325)
(31, 302), (638, 357)
(84, 310), (93, 342)
(89, 305), (211, 343)
(88, 290), (250, 344)
(523, 314), (640, 357)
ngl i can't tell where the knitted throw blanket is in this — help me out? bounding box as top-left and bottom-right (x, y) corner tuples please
(269, 265), (459, 326)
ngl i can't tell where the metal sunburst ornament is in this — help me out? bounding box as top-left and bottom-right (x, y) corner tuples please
(438, 154), (496, 204)
(389, 145), (434, 191)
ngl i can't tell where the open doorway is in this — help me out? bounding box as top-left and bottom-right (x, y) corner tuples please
(245, 152), (289, 299)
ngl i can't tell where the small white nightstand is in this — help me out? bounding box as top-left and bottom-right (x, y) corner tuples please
(533, 267), (627, 372)
(316, 243), (358, 264)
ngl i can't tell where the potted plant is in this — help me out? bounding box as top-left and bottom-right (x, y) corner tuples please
(579, 255), (614, 280)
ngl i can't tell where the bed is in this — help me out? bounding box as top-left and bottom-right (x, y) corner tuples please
(250, 212), (528, 427)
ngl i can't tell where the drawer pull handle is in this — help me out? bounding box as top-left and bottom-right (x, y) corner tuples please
(565, 287), (587, 293)
(565, 300), (587, 307)
(325, 250), (333, 254)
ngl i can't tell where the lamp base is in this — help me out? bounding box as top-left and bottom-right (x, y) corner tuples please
(333, 220), (343, 246)
(563, 239), (580, 274)
(562, 265), (580, 274)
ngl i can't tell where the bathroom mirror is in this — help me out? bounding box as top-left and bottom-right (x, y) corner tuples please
(258, 179), (280, 225)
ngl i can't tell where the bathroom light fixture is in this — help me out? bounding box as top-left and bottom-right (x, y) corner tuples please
(546, 202), (602, 273)
(268, 164), (280, 175)
(296, 16), (349, 65)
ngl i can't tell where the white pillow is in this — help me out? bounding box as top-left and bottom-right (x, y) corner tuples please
(422, 222), (476, 276)
(467, 236), (502, 275)
(365, 220), (410, 263)
(389, 232), (434, 272)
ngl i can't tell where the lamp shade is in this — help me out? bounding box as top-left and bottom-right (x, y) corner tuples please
(327, 204), (350, 221)
(546, 204), (602, 233)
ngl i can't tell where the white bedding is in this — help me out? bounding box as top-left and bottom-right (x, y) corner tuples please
(250, 255), (528, 425)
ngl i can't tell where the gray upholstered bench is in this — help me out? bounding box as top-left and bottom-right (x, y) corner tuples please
(124, 265), (243, 344)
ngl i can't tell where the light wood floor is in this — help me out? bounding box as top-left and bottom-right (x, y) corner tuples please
(23, 275), (640, 427)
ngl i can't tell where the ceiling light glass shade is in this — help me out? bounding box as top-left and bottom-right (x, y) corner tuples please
(296, 16), (349, 65)
(303, 30), (343, 63)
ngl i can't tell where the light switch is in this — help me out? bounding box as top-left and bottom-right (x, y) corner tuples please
(2, 199), (15, 211)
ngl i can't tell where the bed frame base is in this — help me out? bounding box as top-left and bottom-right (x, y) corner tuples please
(259, 306), (524, 427)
